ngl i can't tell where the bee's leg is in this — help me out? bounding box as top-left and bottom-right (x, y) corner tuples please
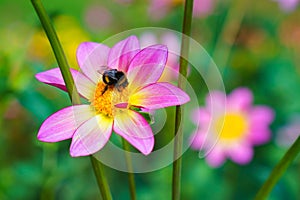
(102, 85), (108, 95)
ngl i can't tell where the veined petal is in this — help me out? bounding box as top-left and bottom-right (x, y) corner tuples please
(113, 109), (154, 155)
(108, 36), (140, 72)
(37, 105), (94, 142)
(35, 68), (96, 100)
(130, 82), (190, 109)
(70, 114), (113, 157)
(127, 45), (168, 92)
(76, 42), (110, 83)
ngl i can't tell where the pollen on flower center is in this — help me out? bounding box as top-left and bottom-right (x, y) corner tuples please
(214, 113), (248, 140)
(91, 82), (129, 118)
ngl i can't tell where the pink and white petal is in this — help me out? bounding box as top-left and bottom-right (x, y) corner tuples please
(227, 144), (253, 165)
(72, 69), (97, 100)
(108, 36), (140, 72)
(127, 45), (168, 92)
(76, 42), (110, 83)
(130, 82), (190, 109)
(228, 87), (253, 111)
(37, 105), (94, 142)
(205, 146), (226, 167)
(35, 68), (95, 100)
(70, 114), (113, 157)
(113, 109), (154, 155)
(205, 91), (226, 116)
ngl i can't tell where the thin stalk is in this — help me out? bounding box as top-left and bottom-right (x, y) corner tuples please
(172, 0), (193, 200)
(212, 0), (250, 72)
(31, 1), (112, 199)
(90, 157), (113, 200)
(122, 138), (137, 200)
(255, 136), (300, 200)
(31, 0), (80, 104)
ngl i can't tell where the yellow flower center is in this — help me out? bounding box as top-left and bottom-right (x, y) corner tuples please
(214, 113), (248, 140)
(91, 82), (129, 118)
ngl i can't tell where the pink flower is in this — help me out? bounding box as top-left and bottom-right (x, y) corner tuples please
(36, 36), (190, 157)
(148, 0), (216, 20)
(190, 87), (274, 167)
(139, 32), (180, 82)
(274, 0), (299, 12)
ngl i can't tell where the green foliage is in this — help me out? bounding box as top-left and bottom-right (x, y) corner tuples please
(0, 0), (300, 199)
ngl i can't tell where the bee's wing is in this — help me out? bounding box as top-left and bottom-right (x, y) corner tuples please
(97, 66), (111, 75)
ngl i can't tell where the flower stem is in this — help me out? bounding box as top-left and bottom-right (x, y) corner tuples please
(90, 157), (113, 200)
(172, 0), (193, 200)
(31, 0), (112, 199)
(254, 136), (300, 200)
(212, 0), (250, 72)
(122, 138), (137, 200)
(30, 0), (80, 104)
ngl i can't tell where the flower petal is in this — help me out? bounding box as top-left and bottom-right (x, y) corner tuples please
(130, 82), (190, 109)
(228, 144), (253, 165)
(205, 91), (226, 115)
(190, 132), (206, 150)
(249, 106), (274, 144)
(113, 109), (154, 155)
(37, 105), (94, 142)
(205, 146), (226, 167)
(36, 68), (96, 100)
(76, 42), (110, 83)
(191, 108), (211, 125)
(127, 45), (168, 92)
(228, 87), (253, 111)
(70, 114), (113, 157)
(108, 36), (140, 72)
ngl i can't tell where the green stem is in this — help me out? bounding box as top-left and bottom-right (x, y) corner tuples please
(122, 138), (137, 200)
(31, 1), (112, 199)
(31, 0), (80, 104)
(255, 136), (300, 200)
(90, 157), (113, 200)
(212, 0), (250, 71)
(172, 1), (193, 200)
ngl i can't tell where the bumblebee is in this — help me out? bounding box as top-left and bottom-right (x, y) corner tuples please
(101, 68), (128, 95)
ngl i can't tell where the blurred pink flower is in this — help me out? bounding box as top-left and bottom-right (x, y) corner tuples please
(190, 87), (274, 167)
(148, 0), (215, 20)
(84, 5), (113, 32)
(193, 0), (215, 18)
(276, 115), (300, 147)
(36, 36), (190, 157)
(139, 32), (180, 82)
(274, 0), (299, 12)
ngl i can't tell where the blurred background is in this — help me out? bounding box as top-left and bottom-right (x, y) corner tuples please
(1, 0), (300, 199)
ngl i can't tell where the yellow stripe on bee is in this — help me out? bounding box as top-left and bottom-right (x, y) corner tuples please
(104, 76), (110, 83)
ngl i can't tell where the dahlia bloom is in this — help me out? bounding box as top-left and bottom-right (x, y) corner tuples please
(36, 36), (190, 157)
(190, 87), (274, 167)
